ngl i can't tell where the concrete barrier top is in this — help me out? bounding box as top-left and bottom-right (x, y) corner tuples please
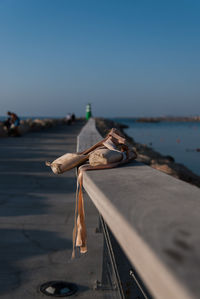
(77, 118), (200, 299)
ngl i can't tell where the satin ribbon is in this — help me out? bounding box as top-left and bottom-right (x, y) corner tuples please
(72, 129), (136, 258)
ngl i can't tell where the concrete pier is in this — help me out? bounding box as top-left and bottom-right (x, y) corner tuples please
(78, 119), (200, 299)
(0, 121), (103, 299)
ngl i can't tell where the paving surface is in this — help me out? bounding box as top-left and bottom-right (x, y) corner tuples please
(0, 121), (104, 299)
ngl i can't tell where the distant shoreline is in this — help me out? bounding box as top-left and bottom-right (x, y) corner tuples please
(135, 116), (200, 123)
(111, 116), (200, 123)
(1, 115), (200, 123)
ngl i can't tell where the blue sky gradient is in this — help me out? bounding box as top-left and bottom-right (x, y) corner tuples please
(0, 0), (200, 117)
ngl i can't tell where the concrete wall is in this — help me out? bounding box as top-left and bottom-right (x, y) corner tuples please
(77, 118), (200, 299)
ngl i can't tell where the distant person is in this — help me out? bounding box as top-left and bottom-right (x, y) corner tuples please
(3, 114), (12, 132)
(6, 111), (21, 136)
(66, 113), (72, 125)
(71, 113), (76, 123)
(86, 103), (92, 121)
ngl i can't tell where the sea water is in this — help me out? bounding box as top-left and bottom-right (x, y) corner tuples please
(112, 118), (200, 176)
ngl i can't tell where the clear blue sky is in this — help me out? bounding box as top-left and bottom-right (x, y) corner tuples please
(0, 0), (200, 117)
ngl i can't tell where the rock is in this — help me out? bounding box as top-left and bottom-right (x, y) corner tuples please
(151, 161), (178, 177)
(0, 117), (71, 137)
(95, 117), (200, 188)
(95, 118), (135, 145)
(164, 155), (175, 162)
(18, 120), (30, 134)
(136, 154), (151, 165)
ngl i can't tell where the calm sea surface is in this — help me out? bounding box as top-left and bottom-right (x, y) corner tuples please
(112, 118), (200, 176)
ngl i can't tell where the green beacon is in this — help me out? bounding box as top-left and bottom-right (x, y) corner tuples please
(86, 103), (92, 121)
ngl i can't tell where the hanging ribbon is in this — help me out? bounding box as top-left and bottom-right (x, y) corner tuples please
(71, 128), (137, 258)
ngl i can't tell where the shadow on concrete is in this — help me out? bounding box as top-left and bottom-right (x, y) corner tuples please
(0, 173), (76, 194)
(0, 147), (73, 160)
(0, 121), (87, 297)
(0, 158), (76, 174)
(0, 228), (72, 296)
(0, 193), (50, 217)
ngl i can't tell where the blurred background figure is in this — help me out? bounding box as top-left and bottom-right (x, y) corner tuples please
(86, 103), (92, 121)
(4, 111), (21, 137)
(71, 113), (76, 123)
(3, 113), (12, 132)
(66, 113), (72, 125)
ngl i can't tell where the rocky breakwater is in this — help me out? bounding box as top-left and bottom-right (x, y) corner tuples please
(0, 118), (67, 137)
(95, 118), (200, 188)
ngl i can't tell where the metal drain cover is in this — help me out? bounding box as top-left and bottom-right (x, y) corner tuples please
(40, 281), (77, 297)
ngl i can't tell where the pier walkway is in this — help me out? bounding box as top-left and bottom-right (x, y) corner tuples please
(0, 121), (103, 299)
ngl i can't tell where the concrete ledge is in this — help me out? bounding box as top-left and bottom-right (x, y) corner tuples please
(77, 118), (102, 152)
(77, 118), (200, 299)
